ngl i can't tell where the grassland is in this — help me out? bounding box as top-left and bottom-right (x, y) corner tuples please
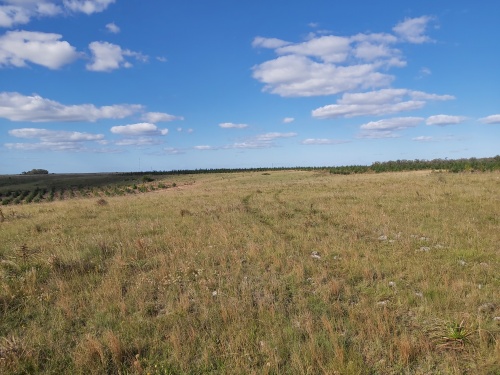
(0, 170), (499, 374)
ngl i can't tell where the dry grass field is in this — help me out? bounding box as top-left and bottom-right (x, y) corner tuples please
(0, 170), (499, 374)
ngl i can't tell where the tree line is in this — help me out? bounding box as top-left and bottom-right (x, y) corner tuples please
(329, 156), (500, 175)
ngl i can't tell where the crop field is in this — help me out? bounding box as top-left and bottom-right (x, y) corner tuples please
(0, 173), (180, 205)
(0, 170), (499, 374)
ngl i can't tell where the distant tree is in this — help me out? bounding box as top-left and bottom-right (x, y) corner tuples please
(22, 169), (49, 175)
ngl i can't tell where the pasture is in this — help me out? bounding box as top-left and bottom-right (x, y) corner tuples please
(0, 170), (499, 374)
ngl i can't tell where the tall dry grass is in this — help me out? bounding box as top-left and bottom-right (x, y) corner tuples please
(0, 170), (499, 374)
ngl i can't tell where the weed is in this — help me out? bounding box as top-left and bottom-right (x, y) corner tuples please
(96, 198), (108, 206)
(434, 319), (476, 350)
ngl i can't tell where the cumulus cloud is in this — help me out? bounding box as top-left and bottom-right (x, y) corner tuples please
(275, 35), (351, 63)
(9, 128), (104, 141)
(105, 22), (120, 33)
(110, 123), (168, 136)
(0, 91), (142, 122)
(282, 117), (295, 123)
(356, 116), (423, 139)
(0, 30), (79, 69)
(141, 112), (183, 123)
(219, 122), (248, 129)
(252, 36), (290, 49)
(63, 0), (115, 15)
(0, 0), (114, 28)
(252, 16), (435, 97)
(312, 89), (454, 119)
(360, 117), (423, 130)
(6, 127), (106, 152)
(479, 114), (500, 124)
(86, 41), (148, 72)
(0, 1), (61, 27)
(393, 16), (435, 44)
(252, 54), (393, 97)
(301, 138), (348, 145)
(426, 115), (466, 126)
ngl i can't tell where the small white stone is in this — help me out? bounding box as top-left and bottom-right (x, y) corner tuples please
(212, 290), (218, 297)
(417, 247), (430, 252)
(458, 260), (466, 266)
(388, 281), (396, 288)
(378, 235), (387, 241)
(311, 251), (321, 259)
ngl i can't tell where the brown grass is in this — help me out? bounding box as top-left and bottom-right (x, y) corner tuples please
(0, 170), (499, 374)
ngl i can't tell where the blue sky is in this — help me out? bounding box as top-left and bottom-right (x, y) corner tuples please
(0, 0), (499, 174)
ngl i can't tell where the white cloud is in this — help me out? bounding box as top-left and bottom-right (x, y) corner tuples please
(393, 16), (435, 44)
(5, 141), (87, 151)
(412, 136), (433, 142)
(252, 16), (437, 98)
(360, 117), (423, 130)
(5, 127), (106, 152)
(194, 145), (216, 150)
(219, 122), (248, 129)
(252, 36), (290, 49)
(86, 41), (147, 72)
(479, 114), (500, 124)
(253, 54), (393, 97)
(0, 91), (142, 122)
(301, 138), (348, 145)
(110, 123), (168, 136)
(0, 0), (114, 28)
(426, 115), (466, 126)
(312, 89), (454, 119)
(282, 117), (295, 123)
(353, 41), (403, 64)
(357, 117), (423, 139)
(141, 112), (183, 123)
(63, 0), (115, 15)
(275, 35), (351, 63)
(9, 128), (104, 142)
(105, 22), (120, 34)
(0, 5), (31, 28)
(0, 30), (79, 69)
(0, 1), (62, 27)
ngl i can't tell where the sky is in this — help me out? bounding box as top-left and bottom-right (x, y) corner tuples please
(0, 0), (499, 174)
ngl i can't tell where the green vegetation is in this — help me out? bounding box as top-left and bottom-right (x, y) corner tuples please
(0, 173), (181, 206)
(0, 170), (499, 374)
(330, 155), (500, 174)
(22, 169), (49, 175)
